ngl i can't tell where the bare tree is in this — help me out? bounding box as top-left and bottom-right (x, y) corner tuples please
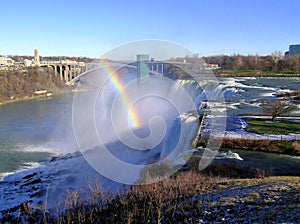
(233, 54), (243, 69)
(262, 100), (297, 122)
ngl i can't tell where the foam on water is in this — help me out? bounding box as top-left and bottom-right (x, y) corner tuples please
(0, 162), (41, 182)
(16, 145), (63, 155)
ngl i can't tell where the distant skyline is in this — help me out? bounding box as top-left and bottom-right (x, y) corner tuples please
(1, 0), (300, 58)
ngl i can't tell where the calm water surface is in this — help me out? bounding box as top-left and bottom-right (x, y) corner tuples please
(0, 94), (75, 174)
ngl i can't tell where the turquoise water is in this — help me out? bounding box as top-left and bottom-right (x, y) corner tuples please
(229, 149), (300, 176)
(0, 94), (75, 174)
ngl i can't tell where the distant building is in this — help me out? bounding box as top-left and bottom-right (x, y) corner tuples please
(0, 56), (14, 66)
(24, 59), (33, 67)
(289, 44), (300, 56)
(201, 62), (220, 70)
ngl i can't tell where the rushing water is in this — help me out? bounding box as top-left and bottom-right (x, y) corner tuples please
(219, 76), (300, 115)
(0, 77), (299, 177)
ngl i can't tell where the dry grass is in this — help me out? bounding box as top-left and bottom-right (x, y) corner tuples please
(221, 139), (300, 156)
(1, 168), (299, 223)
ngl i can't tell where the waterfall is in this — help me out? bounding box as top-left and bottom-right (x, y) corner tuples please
(158, 78), (226, 166)
(160, 113), (199, 162)
(72, 70), (226, 184)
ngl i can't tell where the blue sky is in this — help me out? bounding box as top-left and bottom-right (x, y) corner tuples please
(1, 0), (299, 58)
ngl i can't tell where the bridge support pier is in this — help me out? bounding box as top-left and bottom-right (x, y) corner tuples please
(64, 66), (69, 82)
(59, 65), (63, 80)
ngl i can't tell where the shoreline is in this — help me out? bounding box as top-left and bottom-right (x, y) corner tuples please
(215, 73), (300, 77)
(0, 87), (74, 106)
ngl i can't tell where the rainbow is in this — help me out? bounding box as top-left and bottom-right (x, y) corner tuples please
(101, 65), (142, 129)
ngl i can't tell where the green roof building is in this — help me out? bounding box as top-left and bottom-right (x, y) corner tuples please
(289, 44), (300, 56)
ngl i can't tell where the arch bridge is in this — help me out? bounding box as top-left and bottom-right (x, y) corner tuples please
(68, 59), (206, 85)
(40, 61), (87, 83)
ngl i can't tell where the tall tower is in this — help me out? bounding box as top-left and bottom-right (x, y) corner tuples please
(137, 54), (149, 84)
(34, 49), (40, 65)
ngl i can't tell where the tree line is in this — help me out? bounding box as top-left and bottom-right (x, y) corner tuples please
(203, 53), (300, 72)
(5, 55), (95, 63)
(171, 52), (300, 73)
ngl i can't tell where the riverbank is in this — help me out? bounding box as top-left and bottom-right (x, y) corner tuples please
(0, 87), (74, 106)
(0, 67), (74, 106)
(215, 69), (300, 77)
(221, 139), (300, 156)
(216, 73), (300, 77)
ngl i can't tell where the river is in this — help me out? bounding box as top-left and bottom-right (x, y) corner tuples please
(0, 93), (77, 177)
(0, 76), (299, 178)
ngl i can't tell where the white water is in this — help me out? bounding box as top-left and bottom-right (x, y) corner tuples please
(160, 113), (199, 161)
